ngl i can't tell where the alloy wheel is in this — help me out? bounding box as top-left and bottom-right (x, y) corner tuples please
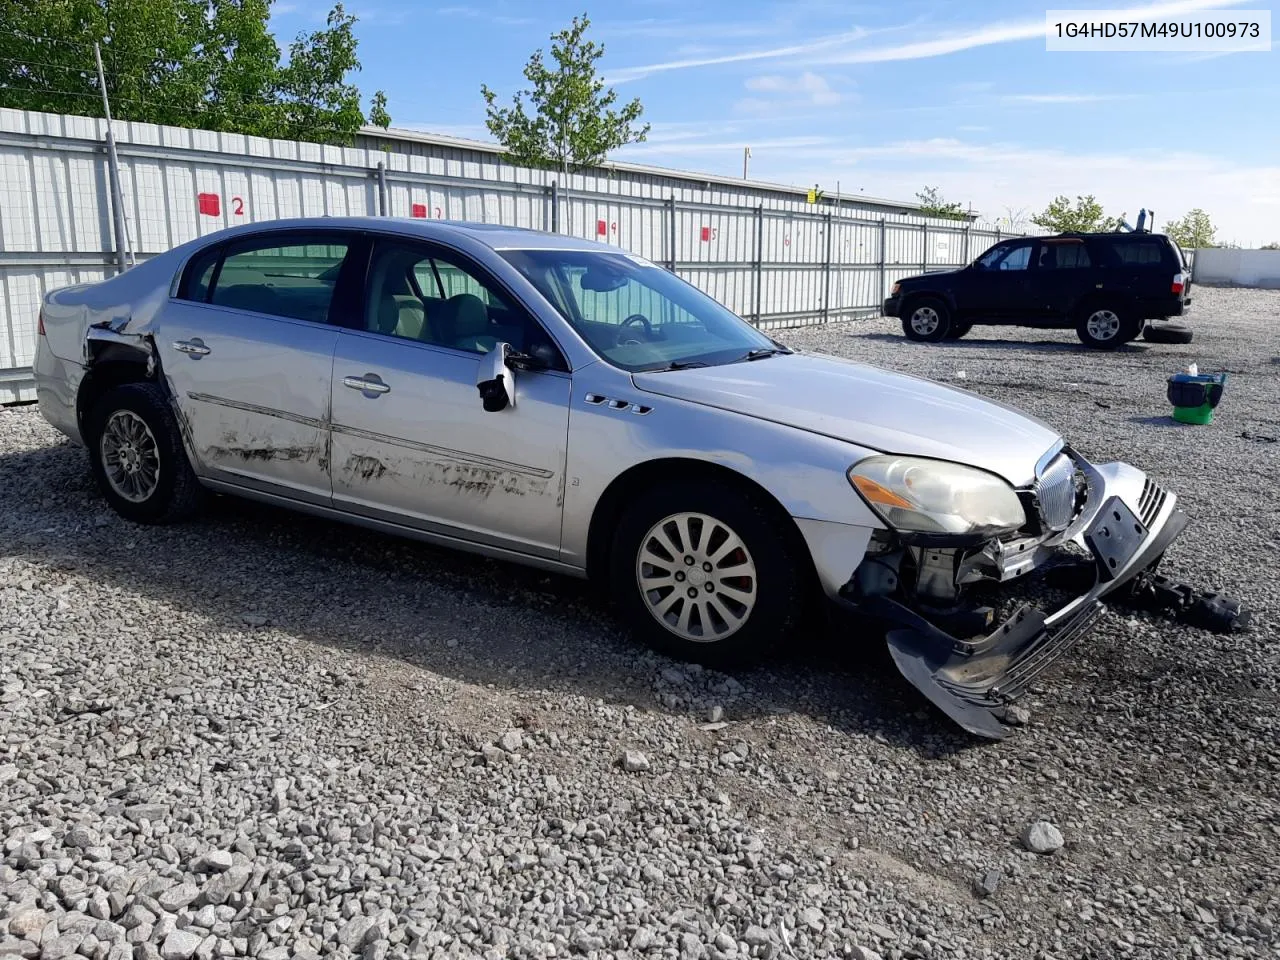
(635, 512), (758, 642)
(100, 410), (161, 503)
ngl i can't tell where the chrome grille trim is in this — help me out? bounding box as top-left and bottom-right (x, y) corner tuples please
(1138, 479), (1167, 528)
(1034, 453), (1078, 532)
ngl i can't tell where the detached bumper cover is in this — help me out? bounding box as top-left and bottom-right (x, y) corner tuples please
(848, 462), (1188, 739)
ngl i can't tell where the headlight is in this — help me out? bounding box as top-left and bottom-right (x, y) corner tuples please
(848, 456), (1025, 537)
(891, 282), (901, 295)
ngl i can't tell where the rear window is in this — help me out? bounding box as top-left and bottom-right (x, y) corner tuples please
(1038, 240), (1091, 269)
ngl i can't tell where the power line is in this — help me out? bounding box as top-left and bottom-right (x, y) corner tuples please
(0, 28), (95, 51)
(0, 55), (96, 73)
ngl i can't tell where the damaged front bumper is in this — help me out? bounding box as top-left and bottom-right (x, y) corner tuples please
(838, 459), (1189, 739)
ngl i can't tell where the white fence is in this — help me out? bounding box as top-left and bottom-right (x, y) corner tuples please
(1190, 247), (1280, 289)
(0, 108), (1024, 403)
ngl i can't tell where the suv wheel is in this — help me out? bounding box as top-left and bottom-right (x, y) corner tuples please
(87, 382), (205, 524)
(1076, 304), (1138, 349)
(609, 482), (803, 668)
(901, 298), (952, 342)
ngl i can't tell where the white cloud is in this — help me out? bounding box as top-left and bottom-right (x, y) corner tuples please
(1002, 93), (1141, 103)
(608, 0), (1250, 81)
(605, 28), (871, 83)
(742, 72), (844, 107)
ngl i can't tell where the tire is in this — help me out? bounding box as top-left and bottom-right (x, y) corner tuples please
(87, 381), (205, 524)
(945, 322), (973, 340)
(1076, 303), (1139, 349)
(1143, 322), (1194, 344)
(901, 297), (952, 342)
(609, 481), (805, 668)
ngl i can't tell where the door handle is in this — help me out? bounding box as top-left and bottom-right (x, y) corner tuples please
(172, 339), (211, 356)
(343, 374), (391, 395)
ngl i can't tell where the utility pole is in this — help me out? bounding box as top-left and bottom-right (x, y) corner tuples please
(94, 42), (134, 269)
(743, 147), (750, 179)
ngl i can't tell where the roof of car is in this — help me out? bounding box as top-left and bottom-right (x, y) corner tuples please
(208, 216), (616, 253)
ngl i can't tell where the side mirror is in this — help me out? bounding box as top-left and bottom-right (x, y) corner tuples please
(476, 342), (515, 412)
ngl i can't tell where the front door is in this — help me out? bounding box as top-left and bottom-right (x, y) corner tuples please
(161, 230), (354, 503)
(328, 237), (571, 558)
(968, 239), (1037, 319)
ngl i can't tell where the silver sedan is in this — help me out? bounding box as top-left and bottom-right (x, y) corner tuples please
(34, 218), (1188, 738)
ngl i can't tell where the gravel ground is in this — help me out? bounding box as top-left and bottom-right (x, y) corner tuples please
(2, 285), (1277, 960)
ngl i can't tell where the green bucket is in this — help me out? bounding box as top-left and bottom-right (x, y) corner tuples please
(1167, 372), (1226, 425)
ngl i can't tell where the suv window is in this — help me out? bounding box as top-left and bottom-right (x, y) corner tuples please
(1109, 238), (1166, 265)
(976, 241), (1033, 272)
(1038, 240), (1091, 269)
(365, 239), (566, 368)
(180, 234), (350, 324)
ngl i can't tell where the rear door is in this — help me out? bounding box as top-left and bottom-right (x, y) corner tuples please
(966, 239), (1038, 319)
(161, 229), (357, 504)
(1028, 238), (1094, 323)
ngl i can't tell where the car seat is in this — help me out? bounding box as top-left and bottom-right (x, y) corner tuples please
(438, 293), (496, 352)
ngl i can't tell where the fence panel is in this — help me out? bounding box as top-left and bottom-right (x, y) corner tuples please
(0, 107), (1033, 402)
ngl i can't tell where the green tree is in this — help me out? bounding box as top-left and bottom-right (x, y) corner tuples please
(1031, 195), (1123, 233)
(914, 186), (966, 220)
(368, 90), (391, 129)
(481, 14), (649, 172)
(0, 0), (389, 143)
(1163, 209), (1217, 250)
(1260, 241), (1280, 250)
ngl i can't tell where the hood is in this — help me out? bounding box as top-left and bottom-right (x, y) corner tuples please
(901, 267), (966, 285)
(632, 353), (1061, 487)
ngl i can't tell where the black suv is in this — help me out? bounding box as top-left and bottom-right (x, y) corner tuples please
(883, 232), (1192, 349)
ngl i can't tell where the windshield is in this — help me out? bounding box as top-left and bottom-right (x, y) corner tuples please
(500, 248), (777, 371)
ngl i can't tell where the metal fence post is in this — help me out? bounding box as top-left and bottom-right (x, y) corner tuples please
(822, 212), (833, 323)
(376, 161), (388, 216)
(550, 181), (560, 233)
(94, 42), (133, 272)
(666, 195), (677, 272)
(921, 222), (928, 273)
(878, 218), (887, 303)
(963, 223), (971, 263)
(752, 204), (763, 325)
(995, 226), (1002, 244)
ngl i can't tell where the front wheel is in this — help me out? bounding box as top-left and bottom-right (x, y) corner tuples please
(1076, 304), (1138, 349)
(609, 482), (804, 667)
(901, 298), (952, 342)
(87, 382), (205, 524)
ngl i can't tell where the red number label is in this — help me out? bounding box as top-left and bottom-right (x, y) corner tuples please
(611, 221), (618, 234)
(232, 196), (244, 216)
(783, 235), (791, 246)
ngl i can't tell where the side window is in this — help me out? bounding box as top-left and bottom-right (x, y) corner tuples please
(365, 240), (566, 368)
(976, 242), (1031, 271)
(1038, 241), (1091, 269)
(996, 243), (1032, 271)
(180, 246), (221, 302)
(190, 235), (349, 323)
(1111, 240), (1165, 265)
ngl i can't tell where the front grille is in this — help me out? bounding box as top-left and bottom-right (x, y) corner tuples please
(1034, 454), (1078, 532)
(1137, 479), (1167, 528)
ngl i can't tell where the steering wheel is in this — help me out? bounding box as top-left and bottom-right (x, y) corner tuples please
(616, 314), (653, 346)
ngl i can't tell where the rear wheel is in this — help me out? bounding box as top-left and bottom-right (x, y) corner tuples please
(609, 482), (804, 667)
(87, 382), (204, 524)
(901, 297), (952, 342)
(1076, 303), (1138, 349)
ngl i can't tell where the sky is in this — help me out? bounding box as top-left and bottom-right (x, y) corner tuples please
(272, 0), (1280, 246)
